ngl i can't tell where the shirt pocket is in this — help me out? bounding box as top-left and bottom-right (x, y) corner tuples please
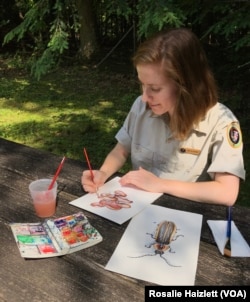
(131, 144), (153, 170)
(154, 151), (188, 174)
(131, 144), (179, 173)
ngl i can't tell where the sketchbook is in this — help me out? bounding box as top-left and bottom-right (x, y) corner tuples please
(105, 204), (203, 285)
(10, 212), (102, 258)
(69, 176), (163, 224)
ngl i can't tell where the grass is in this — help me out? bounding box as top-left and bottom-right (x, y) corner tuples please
(0, 54), (249, 207)
(0, 55), (139, 170)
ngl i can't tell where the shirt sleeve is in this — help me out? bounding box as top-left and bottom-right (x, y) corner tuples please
(207, 121), (245, 180)
(115, 97), (142, 153)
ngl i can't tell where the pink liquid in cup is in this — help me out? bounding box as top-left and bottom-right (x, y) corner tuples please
(29, 179), (57, 218)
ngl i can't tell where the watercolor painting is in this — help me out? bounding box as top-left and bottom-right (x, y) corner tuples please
(128, 220), (184, 267)
(69, 176), (163, 224)
(90, 190), (133, 210)
(105, 204), (203, 285)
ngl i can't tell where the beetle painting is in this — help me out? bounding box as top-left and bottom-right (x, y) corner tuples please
(130, 220), (183, 267)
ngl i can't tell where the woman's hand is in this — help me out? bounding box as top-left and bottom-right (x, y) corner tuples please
(81, 170), (107, 193)
(119, 167), (163, 192)
(81, 143), (129, 193)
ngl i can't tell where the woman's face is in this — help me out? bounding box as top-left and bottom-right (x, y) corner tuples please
(136, 63), (177, 116)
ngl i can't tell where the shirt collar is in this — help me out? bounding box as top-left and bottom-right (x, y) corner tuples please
(148, 102), (219, 135)
(192, 103), (219, 135)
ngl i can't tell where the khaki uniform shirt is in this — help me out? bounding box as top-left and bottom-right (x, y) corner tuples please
(115, 97), (245, 182)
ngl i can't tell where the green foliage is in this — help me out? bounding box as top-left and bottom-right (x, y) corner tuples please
(30, 49), (56, 80)
(48, 23), (68, 54)
(105, 0), (132, 21)
(198, 1), (250, 50)
(135, 0), (186, 38)
(3, 0), (77, 80)
(3, 0), (49, 44)
(2, 0), (250, 85)
(29, 2), (70, 80)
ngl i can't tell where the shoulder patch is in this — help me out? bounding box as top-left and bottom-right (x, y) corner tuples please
(227, 122), (242, 148)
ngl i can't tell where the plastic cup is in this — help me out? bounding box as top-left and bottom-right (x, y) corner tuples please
(29, 179), (57, 218)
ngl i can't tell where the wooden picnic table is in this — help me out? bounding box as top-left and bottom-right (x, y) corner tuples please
(0, 138), (249, 302)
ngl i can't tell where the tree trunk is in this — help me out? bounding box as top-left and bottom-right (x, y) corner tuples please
(76, 0), (98, 59)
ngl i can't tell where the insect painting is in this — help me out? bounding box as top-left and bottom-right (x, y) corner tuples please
(130, 220), (184, 267)
(90, 190), (133, 210)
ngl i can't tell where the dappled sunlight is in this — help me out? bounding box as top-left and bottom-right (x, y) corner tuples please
(22, 102), (41, 111)
(98, 100), (114, 108)
(14, 78), (30, 86)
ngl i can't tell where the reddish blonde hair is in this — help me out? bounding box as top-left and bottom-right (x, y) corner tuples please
(132, 28), (218, 140)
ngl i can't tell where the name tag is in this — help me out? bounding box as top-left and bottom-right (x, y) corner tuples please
(180, 147), (201, 155)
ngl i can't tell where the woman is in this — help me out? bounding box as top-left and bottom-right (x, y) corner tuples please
(81, 28), (245, 206)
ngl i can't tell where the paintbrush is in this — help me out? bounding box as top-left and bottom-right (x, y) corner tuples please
(83, 148), (99, 197)
(223, 206), (232, 257)
(48, 156), (66, 190)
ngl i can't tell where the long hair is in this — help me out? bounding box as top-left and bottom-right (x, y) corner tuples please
(132, 28), (218, 140)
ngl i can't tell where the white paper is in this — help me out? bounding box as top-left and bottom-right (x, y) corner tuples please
(105, 204), (203, 285)
(207, 220), (250, 257)
(69, 177), (163, 224)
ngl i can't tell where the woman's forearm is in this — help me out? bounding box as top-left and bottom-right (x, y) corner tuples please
(99, 143), (128, 180)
